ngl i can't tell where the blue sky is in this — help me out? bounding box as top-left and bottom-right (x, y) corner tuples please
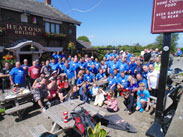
(37, 0), (183, 47)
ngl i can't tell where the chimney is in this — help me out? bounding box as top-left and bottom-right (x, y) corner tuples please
(44, 0), (51, 5)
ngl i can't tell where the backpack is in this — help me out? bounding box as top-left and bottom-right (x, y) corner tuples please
(71, 107), (96, 136)
(39, 132), (57, 137)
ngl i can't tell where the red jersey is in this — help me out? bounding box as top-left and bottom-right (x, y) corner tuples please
(28, 66), (40, 79)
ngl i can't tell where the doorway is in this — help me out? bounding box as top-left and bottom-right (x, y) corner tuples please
(19, 54), (32, 65)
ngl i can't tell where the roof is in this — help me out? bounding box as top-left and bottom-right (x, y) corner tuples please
(0, 0), (81, 25)
(76, 40), (92, 49)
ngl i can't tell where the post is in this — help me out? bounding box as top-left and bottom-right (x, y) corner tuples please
(155, 33), (171, 122)
(146, 33), (171, 137)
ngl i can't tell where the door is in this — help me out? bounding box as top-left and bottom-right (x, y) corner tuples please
(19, 54), (32, 65)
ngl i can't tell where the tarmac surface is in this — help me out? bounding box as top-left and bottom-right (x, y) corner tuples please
(0, 57), (182, 137)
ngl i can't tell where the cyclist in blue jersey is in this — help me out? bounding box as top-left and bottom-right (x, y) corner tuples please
(117, 71), (128, 96)
(142, 65), (149, 80)
(118, 58), (129, 73)
(94, 58), (100, 71)
(96, 69), (106, 81)
(136, 74), (148, 88)
(84, 69), (95, 85)
(105, 50), (111, 61)
(64, 62), (76, 86)
(49, 58), (60, 74)
(128, 59), (137, 75)
(107, 73), (116, 91)
(10, 62), (26, 87)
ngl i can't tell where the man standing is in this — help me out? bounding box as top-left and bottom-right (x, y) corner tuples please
(147, 64), (159, 97)
(9, 62), (26, 87)
(28, 61), (40, 87)
(144, 49), (151, 63)
(0, 62), (11, 92)
(21, 59), (30, 89)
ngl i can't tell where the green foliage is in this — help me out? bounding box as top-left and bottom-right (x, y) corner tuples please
(153, 33), (179, 52)
(88, 122), (107, 137)
(93, 33), (179, 59)
(77, 36), (90, 42)
(171, 33), (179, 52)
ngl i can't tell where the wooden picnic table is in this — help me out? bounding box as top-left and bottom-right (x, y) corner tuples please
(0, 89), (32, 105)
(44, 99), (106, 134)
(0, 89), (33, 119)
(93, 78), (108, 87)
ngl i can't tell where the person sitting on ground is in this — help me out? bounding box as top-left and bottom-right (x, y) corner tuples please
(104, 92), (119, 112)
(79, 82), (89, 102)
(32, 77), (48, 112)
(64, 85), (78, 101)
(94, 88), (106, 107)
(123, 91), (136, 115)
(90, 83), (99, 100)
(136, 82), (150, 112)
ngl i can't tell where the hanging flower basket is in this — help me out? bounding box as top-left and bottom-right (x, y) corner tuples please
(1, 54), (16, 66)
(44, 32), (66, 39)
(0, 27), (6, 36)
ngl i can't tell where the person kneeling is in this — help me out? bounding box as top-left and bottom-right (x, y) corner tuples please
(123, 91), (136, 115)
(94, 88), (105, 107)
(136, 82), (150, 112)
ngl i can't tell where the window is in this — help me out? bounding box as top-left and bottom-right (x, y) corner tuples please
(69, 29), (72, 35)
(56, 24), (60, 34)
(45, 22), (50, 33)
(51, 23), (55, 33)
(45, 22), (60, 33)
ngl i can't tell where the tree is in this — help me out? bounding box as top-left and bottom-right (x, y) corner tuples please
(171, 33), (179, 52)
(154, 33), (179, 52)
(77, 36), (90, 42)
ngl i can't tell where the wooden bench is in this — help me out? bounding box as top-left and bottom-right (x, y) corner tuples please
(5, 102), (33, 119)
(29, 124), (48, 137)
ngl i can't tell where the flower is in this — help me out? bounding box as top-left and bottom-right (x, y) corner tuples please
(1, 54), (16, 66)
(0, 27), (6, 33)
(44, 32), (66, 39)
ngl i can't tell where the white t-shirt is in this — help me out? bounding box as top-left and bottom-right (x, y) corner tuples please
(92, 87), (99, 96)
(147, 70), (160, 89)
